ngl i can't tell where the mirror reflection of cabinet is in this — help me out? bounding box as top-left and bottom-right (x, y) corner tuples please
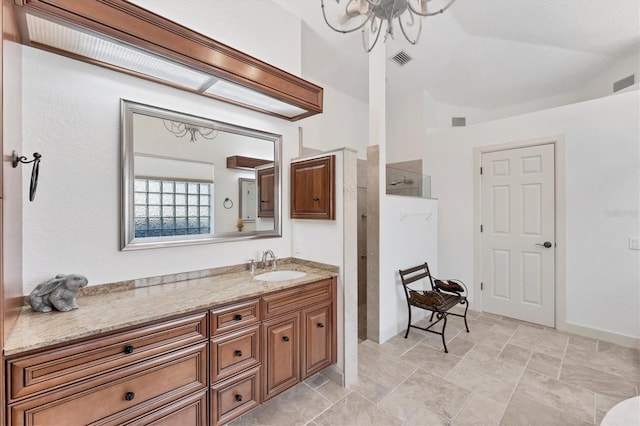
(239, 178), (257, 222)
(257, 166), (275, 218)
(290, 156), (335, 220)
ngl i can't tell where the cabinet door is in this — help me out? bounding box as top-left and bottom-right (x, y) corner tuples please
(257, 167), (274, 218)
(301, 302), (332, 379)
(290, 156), (335, 220)
(262, 313), (299, 400)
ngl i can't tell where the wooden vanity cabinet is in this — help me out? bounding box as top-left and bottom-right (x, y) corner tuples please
(5, 276), (337, 425)
(291, 155), (335, 220)
(262, 278), (336, 401)
(5, 313), (208, 426)
(209, 299), (262, 426)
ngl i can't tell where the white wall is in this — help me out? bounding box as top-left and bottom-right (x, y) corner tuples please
(408, 50), (640, 130)
(379, 196), (438, 342)
(20, 47), (300, 292)
(3, 40), (23, 304)
(390, 91), (640, 340)
(298, 86), (369, 158)
(579, 50), (640, 101)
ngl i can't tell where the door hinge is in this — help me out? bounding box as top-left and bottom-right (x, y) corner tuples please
(481, 282), (483, 291)
(480, 166), (483, 175)
(480, 225), (483, 233)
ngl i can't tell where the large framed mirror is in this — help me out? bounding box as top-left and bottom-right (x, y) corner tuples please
(121, 100), (281, 250)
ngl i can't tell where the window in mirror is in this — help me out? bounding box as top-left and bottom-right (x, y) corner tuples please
(121, 100), (282, 250)
(134, 178), (211, 237)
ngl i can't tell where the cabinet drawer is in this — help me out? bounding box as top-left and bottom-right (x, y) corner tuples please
(210, 299), (260, 335)
(262, 279), (332, 319)
(8, 343), (207, 426)
(211, 366), (261, 426)
(7, 312), (208, 402)
(121, 390), (207, 426)
(211, 325), (261, 383)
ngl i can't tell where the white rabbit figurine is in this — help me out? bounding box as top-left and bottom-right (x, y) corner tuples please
(29, 274), (88, 312)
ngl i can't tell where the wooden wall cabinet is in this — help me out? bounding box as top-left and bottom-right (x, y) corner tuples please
(290, 156), (336, 220)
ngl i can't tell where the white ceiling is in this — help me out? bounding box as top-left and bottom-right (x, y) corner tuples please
(276, 0), (640, 109)
(130, 0), (639, 110)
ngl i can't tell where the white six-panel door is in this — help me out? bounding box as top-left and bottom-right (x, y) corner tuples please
(481, 144), (555, 327)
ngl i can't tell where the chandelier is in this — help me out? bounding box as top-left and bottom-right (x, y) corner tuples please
(163, 120), (218, 142)
(321, 0), (457, 52)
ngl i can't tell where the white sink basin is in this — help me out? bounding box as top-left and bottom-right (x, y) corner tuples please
(254, 270), (306, 282)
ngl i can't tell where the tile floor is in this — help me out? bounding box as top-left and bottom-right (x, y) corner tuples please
(230, 308), (639, 425)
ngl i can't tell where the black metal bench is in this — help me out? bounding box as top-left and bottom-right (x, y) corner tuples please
(399, 262), (470, 353)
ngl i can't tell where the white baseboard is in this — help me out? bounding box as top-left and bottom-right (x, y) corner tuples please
(557, 321), (640, 350)
(468, 301), (639, 349)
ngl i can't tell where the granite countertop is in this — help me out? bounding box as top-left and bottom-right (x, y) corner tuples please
(4, 261), (337, 356)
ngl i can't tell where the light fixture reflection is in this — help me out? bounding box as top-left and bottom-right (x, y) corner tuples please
(163, 121), (218, 143)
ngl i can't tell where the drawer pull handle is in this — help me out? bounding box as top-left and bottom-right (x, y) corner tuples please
(124, 345), (135, 354)
(234, 314), (243, 321)
(235, 394), (243, 402)
(313, 197), (320, 201)
(125, 392), (135, 401)
(235, 350), (243, 357)
(282, 336), (290, 342)
(317, 322), (325, 328)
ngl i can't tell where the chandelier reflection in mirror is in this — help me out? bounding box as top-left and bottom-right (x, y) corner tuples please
(163, 120), (219, 143)
(321, 0), (456, 52)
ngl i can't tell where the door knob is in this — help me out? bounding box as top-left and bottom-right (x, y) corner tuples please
(535, 241), (552, 248)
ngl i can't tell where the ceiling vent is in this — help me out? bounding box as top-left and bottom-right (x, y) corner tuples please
(613, 74), (635, 93)
(390, 50), (413, 67)
(452, 117), (466, 127)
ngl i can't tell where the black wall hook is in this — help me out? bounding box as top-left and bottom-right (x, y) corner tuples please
(11, 151), (42, 202)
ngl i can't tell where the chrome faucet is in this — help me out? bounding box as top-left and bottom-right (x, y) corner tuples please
(261, 250), (276, 270)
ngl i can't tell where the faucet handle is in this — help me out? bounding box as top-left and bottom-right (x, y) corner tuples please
(271, 257), (277, 270)
(248, 259), (256, 274)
